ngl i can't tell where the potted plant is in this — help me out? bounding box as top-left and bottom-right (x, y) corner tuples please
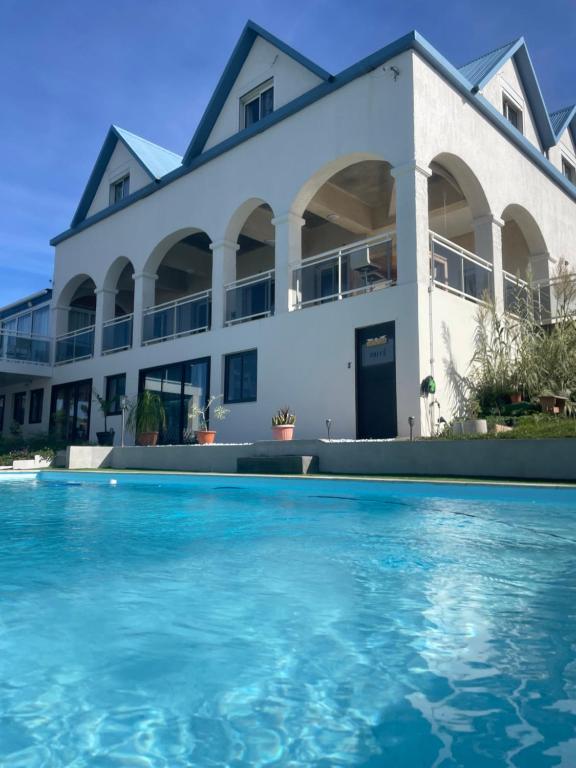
(127, 391), (166, 446)
(94, 391), (116, 446)
(272, 406), (296, 440)
(189, 395), (230, 444)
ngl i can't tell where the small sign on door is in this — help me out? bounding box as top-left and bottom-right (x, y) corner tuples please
(361, 335), (394, 367)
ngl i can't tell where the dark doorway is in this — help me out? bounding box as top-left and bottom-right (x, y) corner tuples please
(356, 322), (397, 439)
(50, 379), (92, 443)
(139, 357), (210, 444)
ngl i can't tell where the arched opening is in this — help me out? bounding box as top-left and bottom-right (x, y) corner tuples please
(226, 201), (275, 325)
(428, 155), (491, 302)
(55, 275), (97, 364)
(295, 159), (397, 308)
(142, 229), (212, 344)
(501, 204), (549, 316)
(102, 257), (136, 354)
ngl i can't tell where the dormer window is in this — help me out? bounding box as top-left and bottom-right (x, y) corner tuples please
(110, 174), (130, 205)
(503, 95), (523, 133)
(562, 157), (576, 184)
(241, 79), (274, 130)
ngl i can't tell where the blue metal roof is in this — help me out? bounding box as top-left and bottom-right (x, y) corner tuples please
(71, 126), (182, 227)
(549, 105), (576, 138)
(113, 126), (182, 179)
(459, 40), (520, 86)
(52, 26), (575, 244)
(0, 289), (52, 320)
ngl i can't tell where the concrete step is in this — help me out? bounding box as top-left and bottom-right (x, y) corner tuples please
(237, 455), (319, 475)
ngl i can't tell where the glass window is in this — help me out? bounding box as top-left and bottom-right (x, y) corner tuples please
(105, 374), (126, 415)
(49, 379), (92, 443)
(32, 306), (50, 337)
(0, 395), (5, 432)
(29, 389), (44, 424)
(13, 392), (26, 425)
(109, 175), (130, 205)
(241, 80), (274, 129)
(224, 349), (257, 403)
(562, 157), (576, 184)
(503, 96), (523, 132)
(17, 313), (32, 336)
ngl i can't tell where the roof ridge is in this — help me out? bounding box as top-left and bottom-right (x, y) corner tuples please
(458, 38), (519, 70)
(113, 125), (182, 159)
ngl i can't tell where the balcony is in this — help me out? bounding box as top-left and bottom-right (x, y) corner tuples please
(0, 331), (51, 366)
(55, 326), (95, 365)
(430, 232), (492, 303)
(102, 314), (133, 355)
(292, 234), (396, 310)
(225, 271), (275, 326)
(142, 290), (211, 345)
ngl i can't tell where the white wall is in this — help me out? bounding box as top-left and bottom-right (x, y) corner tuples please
(204, 36), (324, 151)
(87, 140), (153, 219)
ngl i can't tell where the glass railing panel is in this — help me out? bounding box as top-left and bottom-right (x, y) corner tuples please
(225, 272), (274, 325)
(0, 333), (51, 364)
(55, 327), (94, 365)
(430, 233), (492, 303)
(142, 291), (211, 345)
(102, 315), (133, 354)
(292, 234), (396, 310)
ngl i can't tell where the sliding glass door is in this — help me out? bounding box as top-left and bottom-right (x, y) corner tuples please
(50, 379), (92, 443)
(139, 357), (210, 444)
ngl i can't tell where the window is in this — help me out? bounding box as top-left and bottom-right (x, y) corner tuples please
(105, 373), (126, 415)
(0, 395), (5, 432)
(29, 389), (44, 424)
(562, 157), (576, 184)
(241, 80), (274, 129)
(13, 392), (26, 425)
(224, 349), (257, 403)
(503, 96), (523, 132)
(109, 174), (130, 205)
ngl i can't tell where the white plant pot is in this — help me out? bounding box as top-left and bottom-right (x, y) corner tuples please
(463, 419), (488, 435)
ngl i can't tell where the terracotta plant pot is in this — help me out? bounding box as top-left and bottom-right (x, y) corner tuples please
(510, 392), (522, 404)
(136, 431), (159, 447)
(195, 430), (216, 444)
(272, 425), (295, 441)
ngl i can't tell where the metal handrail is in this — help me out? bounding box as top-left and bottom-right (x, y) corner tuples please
(225, 270), (275, 291)
(0, 331), (52, 365)
(56, 324), (96, 342)
(298, 232), (396, 270)
(430, 231), (492, 270)
(142, 289), (211, 316)
(103, 312), (133, 327)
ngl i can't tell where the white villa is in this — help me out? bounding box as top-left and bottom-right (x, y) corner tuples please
(1, 23), (575, 444)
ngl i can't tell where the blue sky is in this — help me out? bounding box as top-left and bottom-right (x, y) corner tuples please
(0, 0), (573, 306)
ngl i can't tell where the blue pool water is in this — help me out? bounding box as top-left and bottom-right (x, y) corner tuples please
(0, 473), (575, 767)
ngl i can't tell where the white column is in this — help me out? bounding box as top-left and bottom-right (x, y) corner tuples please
(210, 240), (238, 329)
(132, 271), (157, 348)
(271, 212), (305, 313)
(474, 215), (505, 313)
(391, 160), (432, 286)
(94, 287), (117, 356)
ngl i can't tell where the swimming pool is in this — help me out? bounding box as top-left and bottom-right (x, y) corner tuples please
(0, 472), (575, 766)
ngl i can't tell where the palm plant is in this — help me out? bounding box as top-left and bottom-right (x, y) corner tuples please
(127, 391), (166, 435)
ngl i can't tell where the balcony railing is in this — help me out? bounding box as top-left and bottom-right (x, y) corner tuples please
(55, 326), (95, 365)
(102, 314), (133, 354)
(292, 233), (396, 310)
(430, 232), (492, 303)
(504, 271), (576, 324)
(225, 271), (275, 326)
(142, 290), (211, 345)
(0, 332), (51, 365)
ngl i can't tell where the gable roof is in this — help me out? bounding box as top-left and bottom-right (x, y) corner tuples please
(183, 19), (332, 163)
(459, 40), (520, 86)
(550, 105), (576, 144)
(459, 38), (556, 150)
(52, 26), (575, 246)
(71, 125), (182, 227)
